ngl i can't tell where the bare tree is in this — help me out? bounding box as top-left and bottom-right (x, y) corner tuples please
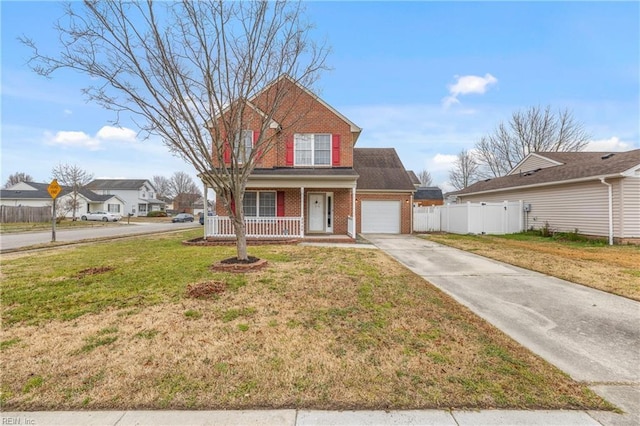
(418, 169), (433, 187)
(152, 175), (172, 199)
(449, 150), (480, 190)
(170, 171), (201, 212)
(51, 163), (93, 221)
(4, 172), (34, 188)
(475, 106), (590, 177)
(23, 0), (328, 261)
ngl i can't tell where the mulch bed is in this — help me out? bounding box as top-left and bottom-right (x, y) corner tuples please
(183, 237), (299, 247)
(210, 256), (268, 272)
(186, 281), (226, 299)
(76, 266), (114, 279)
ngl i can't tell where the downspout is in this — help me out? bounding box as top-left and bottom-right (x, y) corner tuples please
(599, 178), (613, 245)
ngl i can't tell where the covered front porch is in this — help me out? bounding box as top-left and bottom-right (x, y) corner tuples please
(202, 171), (358, 240)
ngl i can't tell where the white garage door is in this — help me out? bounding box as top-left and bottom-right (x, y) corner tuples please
(361, 200), (401, 233)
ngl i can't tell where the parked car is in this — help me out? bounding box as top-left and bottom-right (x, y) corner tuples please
(81, 211), (121, 222)
(172, 213), (194, 223)
(199, 212), (213, 225)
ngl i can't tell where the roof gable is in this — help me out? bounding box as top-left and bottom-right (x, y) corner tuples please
(353, 148), (415, 191)
(507, 153), (564, 175)
(454, 149), (640, 196)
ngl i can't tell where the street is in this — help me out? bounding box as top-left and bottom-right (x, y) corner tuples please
(0, 221), (200, 251)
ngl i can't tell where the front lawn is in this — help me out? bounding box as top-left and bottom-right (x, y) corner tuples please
(0, 230), (612, 411)
(422, 233), (640, 301)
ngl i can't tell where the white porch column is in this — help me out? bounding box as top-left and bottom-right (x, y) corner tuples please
(202, 180), (208, 239)
(300, 187), (305, 237)
(352, 185), (357, 237)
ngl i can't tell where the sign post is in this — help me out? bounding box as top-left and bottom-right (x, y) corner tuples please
(48, 179), (62, 242)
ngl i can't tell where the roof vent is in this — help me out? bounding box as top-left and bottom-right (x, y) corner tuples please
(601, 153), (615, 160)
(484, 178), (491, 182)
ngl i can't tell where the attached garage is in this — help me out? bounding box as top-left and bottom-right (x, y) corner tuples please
(361, 200), (401, 233)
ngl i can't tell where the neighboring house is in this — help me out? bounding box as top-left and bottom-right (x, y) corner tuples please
(206, 75), (415, 239)
(192, 197), (214, 217)
(414, 187), (444, 207)
(86, 179), (165, 217)
(0, 181), (124, 218)
(450, 150), (640, 243)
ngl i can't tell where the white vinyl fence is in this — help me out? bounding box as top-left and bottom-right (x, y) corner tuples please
(414, 201), (525, 235)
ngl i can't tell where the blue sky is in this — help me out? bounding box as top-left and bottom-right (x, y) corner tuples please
(2, 1), (639, 192)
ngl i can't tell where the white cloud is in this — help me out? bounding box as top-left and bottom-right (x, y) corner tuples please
(96, 126), (138, 142)
(44, 125), (139, 151)
(45, 130), (102, 150)
(63, 109), (73, 116)
(443, 73), (498, 108)
(584, 137), (632, 152)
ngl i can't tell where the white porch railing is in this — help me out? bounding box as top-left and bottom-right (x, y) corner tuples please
(347, 216), (355, 238)
(206, 216), (303, 238)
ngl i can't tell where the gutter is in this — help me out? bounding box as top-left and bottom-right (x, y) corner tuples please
(599, 178), (614, 245)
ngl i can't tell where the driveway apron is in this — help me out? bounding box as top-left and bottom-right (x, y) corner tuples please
(364, 234), (640, 425)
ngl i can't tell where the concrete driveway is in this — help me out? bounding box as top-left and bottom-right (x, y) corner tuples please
(364, 234), (640, 425)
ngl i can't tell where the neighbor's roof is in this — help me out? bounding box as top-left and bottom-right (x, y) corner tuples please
(407, 170), (421, 186)
(415, 187), (443, 200)
(453, 149), (640, 196)
(0, 182), (121, 202)
(353, 148), (416, 191)
(86, 179), (154, 191)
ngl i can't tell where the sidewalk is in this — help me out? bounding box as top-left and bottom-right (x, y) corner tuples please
(0, 409), (607, 425)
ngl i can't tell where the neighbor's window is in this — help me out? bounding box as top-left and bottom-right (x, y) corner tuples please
(234, 130), (253, 163)
(243, 191), (276, 217)
(108, 204), (120, 213)
(294, 134), (331, 166)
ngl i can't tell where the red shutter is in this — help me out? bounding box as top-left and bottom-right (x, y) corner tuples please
(223, 141), (231, 163)
(230, 197), (236, 215)
(332, 134), (341, 166)
(277, 191), (285, 217)
(253, 131), (262, 162)
(285, 135), (294, 166)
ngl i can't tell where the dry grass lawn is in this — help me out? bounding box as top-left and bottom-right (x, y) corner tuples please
(423, 233), (640, 301)
(1, 230), (612, 411)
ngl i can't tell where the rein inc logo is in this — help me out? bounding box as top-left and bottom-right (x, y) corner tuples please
(1, 417), (35, 425)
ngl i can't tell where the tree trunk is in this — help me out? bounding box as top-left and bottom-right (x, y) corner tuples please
(234, 213), (249, 261)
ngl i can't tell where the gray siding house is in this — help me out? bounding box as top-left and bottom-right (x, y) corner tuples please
(450, 150), (640, 243)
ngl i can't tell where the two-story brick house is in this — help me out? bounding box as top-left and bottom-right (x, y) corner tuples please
(205, 75), (414, 239)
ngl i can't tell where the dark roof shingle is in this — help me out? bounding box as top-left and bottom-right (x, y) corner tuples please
(415, 187), (443, 200)
(86, 179), (152, 191)
(353, 148), (415, 191)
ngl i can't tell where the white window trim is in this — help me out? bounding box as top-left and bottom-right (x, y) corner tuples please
(244, 190), (276, 218)
(294, 133), (332, 167)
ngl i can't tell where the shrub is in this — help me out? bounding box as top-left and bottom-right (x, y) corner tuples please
(147, 211), (167, 217)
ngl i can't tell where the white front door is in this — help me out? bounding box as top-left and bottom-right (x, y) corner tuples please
(308, 193), (325, 232)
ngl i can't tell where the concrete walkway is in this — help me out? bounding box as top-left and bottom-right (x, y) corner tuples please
(0, 409), (608, 425)
(364, 234), (640, 426)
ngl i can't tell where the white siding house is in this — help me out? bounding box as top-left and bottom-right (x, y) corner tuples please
(450, 150), (640, 244)
(0, 182), (125, 219)
(85, 179), (165, 217)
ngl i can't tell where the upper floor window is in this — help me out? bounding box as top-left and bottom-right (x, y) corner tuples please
(235, 130), (253, 163)
(294, 134), (331, 166)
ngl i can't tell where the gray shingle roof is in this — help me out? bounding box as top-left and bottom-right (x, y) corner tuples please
(86, 179), (154, 191)
(353, 148), (416, 191)
(415, 187), (443, 200)
(407, 170), (421, 186)
(453, 149), (640, 196)
(1, 182), (120, 202)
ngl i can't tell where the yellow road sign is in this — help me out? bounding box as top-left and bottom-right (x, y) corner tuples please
(48, 179), (62, 199)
